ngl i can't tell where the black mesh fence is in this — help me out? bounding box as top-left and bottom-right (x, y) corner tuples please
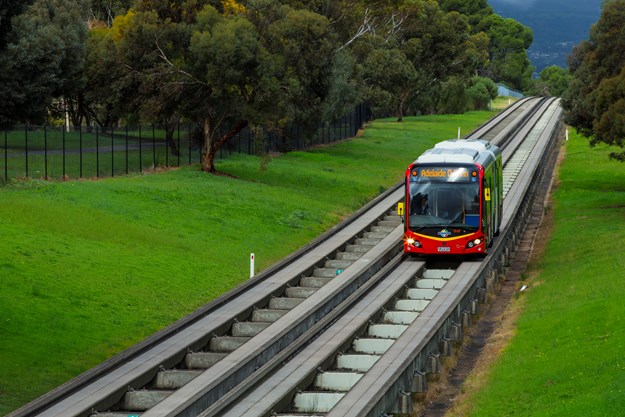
(1, 104), (369, 181)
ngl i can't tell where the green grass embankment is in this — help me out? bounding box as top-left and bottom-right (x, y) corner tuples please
(0, 110), (494, 414)
(458, 130), (625, 416)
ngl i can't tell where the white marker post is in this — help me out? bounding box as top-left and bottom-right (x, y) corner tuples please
(457, 127), (461, 139)
(566, 127), (569, 141)
(250, 253), (255, 278)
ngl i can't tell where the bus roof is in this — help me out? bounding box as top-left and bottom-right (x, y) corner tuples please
(434, 139), (491, 152)
(415, 139), (497, 164)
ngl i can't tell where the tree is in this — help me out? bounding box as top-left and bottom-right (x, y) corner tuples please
(101, 1), (353, 172)
(352, 1), (482, 120)
(439, 76), (468, 114)
(476, 14), (534, 90)
(0, 0), (89, 128)
(563, 0), (625, 161)
(360, 47), (417, 121)
(438, 0), (493, 28)
(0, 0), (34, 49)
(263, 7), (346, 130)
(525, 65), (570, 97)
(88, 0), (133, 25)
(466, 76), (497, 110)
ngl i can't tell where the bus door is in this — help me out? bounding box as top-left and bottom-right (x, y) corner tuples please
(482, 177), (492, 241)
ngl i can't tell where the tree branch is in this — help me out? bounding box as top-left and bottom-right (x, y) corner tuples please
(154, 34), (210, 87)
(337, 8), (376, 51)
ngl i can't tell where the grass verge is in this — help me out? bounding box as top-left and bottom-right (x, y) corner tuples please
(448, 130), (625, 416)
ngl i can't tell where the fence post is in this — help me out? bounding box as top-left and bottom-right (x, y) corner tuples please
(139, 125), (142, 173)
(79, 125), (83, 178)
(177, 123), (181, 167)
(125, 125), (129, 174)
(152, 124), (156, 169)
(62, 126), (66, 179)
(4, 130), (7, 181)
(96, 126), (99, 178)
(44, 125), (48, 179)
(187, 124), (192, 165)
(25, 125), (28, 178)
(111, 126), (114, 177)
(166, 124), (170, 167)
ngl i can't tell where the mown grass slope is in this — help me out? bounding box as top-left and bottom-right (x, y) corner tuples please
(458, 131), (625, 416)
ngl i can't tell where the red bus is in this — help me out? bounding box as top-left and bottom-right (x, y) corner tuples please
(398, 139), (503, 256)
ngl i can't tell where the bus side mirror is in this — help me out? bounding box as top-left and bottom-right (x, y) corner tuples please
(397, 202), (404, 216)
(484, 188), (491, 201)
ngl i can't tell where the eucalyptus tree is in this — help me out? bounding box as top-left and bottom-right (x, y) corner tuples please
(102, 0), (352, 172)
(89, 0), (133, 25)
(360, 47), (416, 121)
(401, 5), (477, 106)
(439, 0), (534, 89)
(476, 13), (534, 90)
(87, 7), (193, 154)
(438, 0), (493, 29)
(0, 0), (33, 49)
(351, 0), (482, 120)
(563, 0), (625, 161)
(466, 76), (497, 110)
(526, 65), (570, 97)
(0, 0), (89, 128)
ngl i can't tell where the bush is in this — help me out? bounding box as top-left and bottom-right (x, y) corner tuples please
(438, 77), (468, 114)
(467, 76), (498, 110)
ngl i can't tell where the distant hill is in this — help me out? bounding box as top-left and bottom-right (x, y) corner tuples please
(488, 0), (602, 73)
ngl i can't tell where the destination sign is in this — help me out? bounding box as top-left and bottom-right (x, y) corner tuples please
(411, 167), (475, 182)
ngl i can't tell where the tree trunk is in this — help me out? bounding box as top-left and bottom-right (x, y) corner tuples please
(201, 115), (213, 172)
(165, 121), (180, 157)
(396, 97), (405, 123)
(201, 117), (249, 173)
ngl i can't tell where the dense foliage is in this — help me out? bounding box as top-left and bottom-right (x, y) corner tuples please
(525, 65), (571, 97)
(562, 0), (625, 161)
(0, 0), (535, 171)
(0, 0), (89, 128)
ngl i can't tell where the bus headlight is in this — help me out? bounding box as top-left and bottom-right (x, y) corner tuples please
(467, 238), (482, 249)
(406, 238), (421, 248)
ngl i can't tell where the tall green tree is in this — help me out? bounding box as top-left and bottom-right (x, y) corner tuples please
(438, 76), (468, 114)
(99, 1), (353, 172)
(360, 47), (417, 121)
(526, 65), (570, 97)
(466, 76), (497, 110)
(477, 13), (534, 90)
(351, 0), (482, 120)
(563, 0), (625, 161)
(438, 0), (493, 28)
(0, 0), (89, 128)
(0, 0), (34, 49)
(89, 0), (133, 25)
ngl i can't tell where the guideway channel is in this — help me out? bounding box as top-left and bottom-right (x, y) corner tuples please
(214, 261), (467, 417)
